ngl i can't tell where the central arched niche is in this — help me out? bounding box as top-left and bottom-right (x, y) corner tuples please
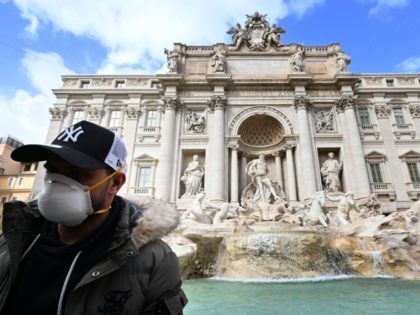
(238, 114), (284, 152)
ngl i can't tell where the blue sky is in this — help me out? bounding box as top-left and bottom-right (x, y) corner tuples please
(0, 0), (419, 144)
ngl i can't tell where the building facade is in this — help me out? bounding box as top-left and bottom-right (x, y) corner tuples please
(0, 136), (38, 224)
(39, 13), (420, 212)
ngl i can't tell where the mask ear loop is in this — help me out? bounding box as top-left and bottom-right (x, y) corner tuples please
(84, 163), (125, 215)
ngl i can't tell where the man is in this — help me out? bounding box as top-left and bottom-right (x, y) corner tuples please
(0, 120), (187, 315)
(247, 153), (279, 203)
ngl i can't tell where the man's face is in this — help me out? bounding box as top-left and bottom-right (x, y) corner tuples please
(44, 157), (113, 211)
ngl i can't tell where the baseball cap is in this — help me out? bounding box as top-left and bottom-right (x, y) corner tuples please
(11, 120), (127, 172)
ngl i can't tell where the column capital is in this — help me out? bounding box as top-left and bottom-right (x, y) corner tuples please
(409, 104), (420, 118)
(162, 97), (181, 111)
(375, 104), (391, 119)
(285, 143), (296, 150)
(335, 95), (356, 112)
(49, 107), (68, 120)
(124, 106), (142, 119)
(293, 95), (312, 111)
(207, 95), (226, 111)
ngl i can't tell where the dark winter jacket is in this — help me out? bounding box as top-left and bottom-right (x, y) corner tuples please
(0, 196), (187, 315)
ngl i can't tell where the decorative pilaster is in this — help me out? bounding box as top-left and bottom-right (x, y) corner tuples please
(155, 97), (180, 200)
(286, 144), (297, 201)
(206, 96), (227, 201)
(294, 95), (317, 199)
(336, 95), (370, 198)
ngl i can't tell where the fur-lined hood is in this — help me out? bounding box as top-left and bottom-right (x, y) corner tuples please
(121, 196), (180, 249)
(2, 196), (180, 251)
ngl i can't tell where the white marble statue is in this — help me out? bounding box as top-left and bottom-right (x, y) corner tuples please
(303, 191), (328, 228)
(182, 191), (212, 224)
(212, 202), (240, 224)
(181, 155), (205, 197)
(291, 46), (304, 72)
(320, 152), (343, 193)
(211, 50), (226, 72)
(246, 153), (280, 204)
(336, 50), (351, 72)
(327, 192), (357, 227)
(164, 48), (179, 73)
(357, 193), (382, 217)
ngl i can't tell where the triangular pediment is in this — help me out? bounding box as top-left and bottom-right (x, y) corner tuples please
(134, 154), (157, 161)
(365, 150), (387, 160)
(399, 150), (420, 159)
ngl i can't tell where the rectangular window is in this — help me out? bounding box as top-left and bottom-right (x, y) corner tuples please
(146, 110), (158, 127)
(72, 110), (84, 124)
(23, 163), (31, 172)
(359, 108), (370, 126)
(34, 162), (39, 171)
(80, 80), (90, 88)
(369, 163), (383, 183)
(1, 196), (7, 204)
(109, 110), (121, 128)
(136, 167), (151, 187)
(11, 196), (17, 201)
(386, 79), (394, 87)
(7, 177), (13, 187)
(115, 80), (125, 88)
(18, 177), (23, 186)
(407, 162), (420, 182)
(393, 108), (405, 125)
(0, 168), (4, 175)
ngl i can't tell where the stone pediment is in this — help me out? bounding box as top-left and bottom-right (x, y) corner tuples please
(226, 11), (285, 51)
(399, 150), (420, 159)
(365, 151), (387, 161)
(134, 154), (157, 162)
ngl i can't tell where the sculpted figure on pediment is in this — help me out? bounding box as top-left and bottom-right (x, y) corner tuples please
(226, 12), (285, 51)
(164, 48), (179, 73)
(336, 49), (351, 72)
(226, 23), (248, 50)
(291, 46), (304, 72)
(211, 50), (226, 73)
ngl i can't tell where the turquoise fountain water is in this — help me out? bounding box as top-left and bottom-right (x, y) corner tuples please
(182, 277), (420, 315)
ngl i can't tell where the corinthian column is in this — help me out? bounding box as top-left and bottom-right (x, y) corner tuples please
(230, 144), (239, 203)
(273, 151), (283, 189)
(286, 145), (297, 201)
(336, 95), (370, 198)
(206, 96), (226, 201)
(155, 98), (179, 200)
(294, 96), (317, 199)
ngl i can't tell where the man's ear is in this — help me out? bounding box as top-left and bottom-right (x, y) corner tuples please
(109, 173), (126, 194)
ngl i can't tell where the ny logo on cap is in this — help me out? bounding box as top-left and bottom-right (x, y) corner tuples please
(57, 126), (84, 143)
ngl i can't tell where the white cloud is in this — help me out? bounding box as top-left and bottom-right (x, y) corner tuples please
(11, 0), (326, 74)
(364, 0), (411, 17)
(4, 0), (327, 143)
(396, 56), (420, 73)
(0, 51), (74, 143)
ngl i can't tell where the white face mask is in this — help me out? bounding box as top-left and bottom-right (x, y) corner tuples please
(38, 173), (112, 227)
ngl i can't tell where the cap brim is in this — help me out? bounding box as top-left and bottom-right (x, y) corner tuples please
(11, 144), (107, 169)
